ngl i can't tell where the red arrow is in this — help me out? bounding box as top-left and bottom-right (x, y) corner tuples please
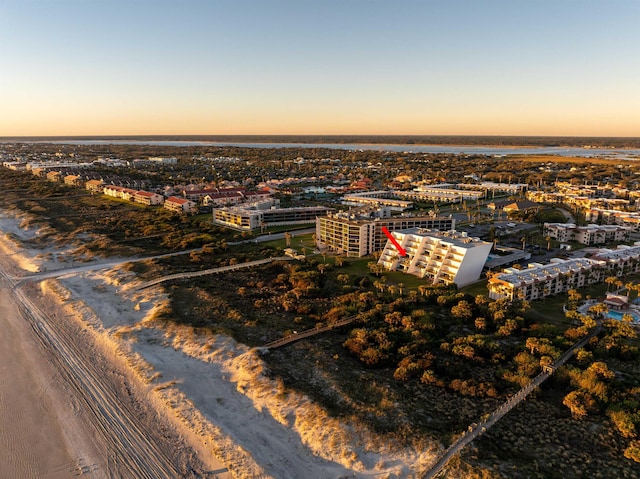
(381, 227), (406, 257)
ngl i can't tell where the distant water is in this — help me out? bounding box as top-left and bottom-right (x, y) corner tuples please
(31, 140), (640, 158)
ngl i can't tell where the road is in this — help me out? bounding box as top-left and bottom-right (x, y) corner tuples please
(0, 268), (219, 478)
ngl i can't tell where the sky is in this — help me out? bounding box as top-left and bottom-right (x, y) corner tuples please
(1, 0), (639, 137)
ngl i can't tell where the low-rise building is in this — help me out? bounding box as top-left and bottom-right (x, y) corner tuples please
(585, 209), (640, 230)
(342, 191), (413, 211)
(103, 185), (137, 201)
(214, 205), (332, 231)
(85, 179), (105, 194)
(46, 171), (63, 182)
(133, 190), (164, 206)
(64, 174), (82, 186)
(543, 223), (631, 245)
(488, 258), (604, 301)
(378, 228), (492, 287)
(456, 182), (528, 194)
(488, 243), (640, 301)
(164, 196), (198, 215)
(148, 156), (178, 164)
(592, 244), (640, 276)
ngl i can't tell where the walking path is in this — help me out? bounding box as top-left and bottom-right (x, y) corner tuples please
(424, 325), (603, 479)
(262, 315), (357, 349)
(131, 256), (293, 291)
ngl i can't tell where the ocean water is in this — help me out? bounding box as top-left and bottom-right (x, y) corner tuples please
(26, 139), (640, 158)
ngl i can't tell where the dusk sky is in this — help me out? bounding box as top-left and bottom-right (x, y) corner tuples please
(1, 0), (639, 137)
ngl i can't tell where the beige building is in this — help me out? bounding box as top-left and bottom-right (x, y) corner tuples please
(133, 191), (164, 206)
(164, 196), (198, 215)
(64, 175), (82, 186)
(214, 205), (332, 231)
(85, 179), (105, 194)
(316, 212), (455, 257)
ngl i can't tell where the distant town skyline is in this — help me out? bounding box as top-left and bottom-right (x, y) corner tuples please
(1, 0), (639, 137)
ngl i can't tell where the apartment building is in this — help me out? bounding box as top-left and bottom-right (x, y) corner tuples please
(133, 190), (164, 206)
(488, 258), (604, 301)
(46, 170), (63, 182)
(85, 179), (105, 194)
(456, 182), (528, 194)
(213, 205), (332, 231)
(164, 196), (198, 215)
(103, 185), (138, 201)
(316, 211), (456, 257)
(585, 209), (640, 230)
(543, 223), (631, 245)
(64, 175), (82, 186)
(341, 191), (413, 211)
(592, 244), (640, 276)
(488, 243), (640, 301)
(378, 228), (492, 287)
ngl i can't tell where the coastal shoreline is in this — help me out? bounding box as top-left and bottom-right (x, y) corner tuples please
(0, 209), (436, 478)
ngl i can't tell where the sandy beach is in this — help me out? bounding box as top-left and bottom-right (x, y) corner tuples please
(0, 286), (76, 479)
(0, 209), (436, 478)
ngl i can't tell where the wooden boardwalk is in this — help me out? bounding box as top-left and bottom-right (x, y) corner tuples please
(424, 325), (603, 479)
(130, 256), (293, 291)
(263, 315), (357, 349)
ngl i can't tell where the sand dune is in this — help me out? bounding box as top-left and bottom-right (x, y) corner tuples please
(0, 209), (436, 478)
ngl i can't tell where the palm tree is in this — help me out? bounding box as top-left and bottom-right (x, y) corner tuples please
(589, 303), (609, 320)
(605, 276), (618, 292)
(625, 281), (635, 299)
(398, 282), (404, 296)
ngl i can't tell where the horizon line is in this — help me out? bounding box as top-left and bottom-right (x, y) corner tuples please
(2, 134), (640, 140)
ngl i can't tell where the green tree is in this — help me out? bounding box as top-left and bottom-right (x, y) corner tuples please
(451, 300), (474, 321)
(563, 390), (596, 419)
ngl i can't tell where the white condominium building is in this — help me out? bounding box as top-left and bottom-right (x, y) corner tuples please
(487, 258), (604, 302)
(378, 228), (492, 287)
(543, 223), (631, 245)
(592, 243), (640, 275)
(488, 243), (640, 302)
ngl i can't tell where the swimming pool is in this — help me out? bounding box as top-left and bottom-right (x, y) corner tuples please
(606, 310), (640, 324)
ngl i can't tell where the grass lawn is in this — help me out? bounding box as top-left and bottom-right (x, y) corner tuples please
(461, 279), (489, 297)
(189, 213), (213, 222)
